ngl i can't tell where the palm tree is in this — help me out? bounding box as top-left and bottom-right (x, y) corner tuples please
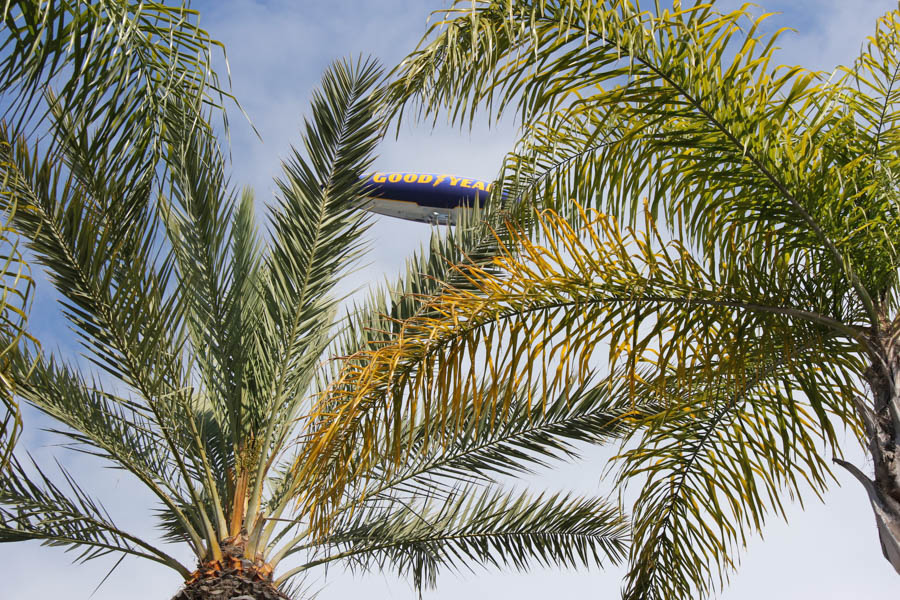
(0, 44), (633, 597)
(302, 1), (900, 599)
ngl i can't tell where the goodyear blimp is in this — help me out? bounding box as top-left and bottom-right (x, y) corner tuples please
(362, 172), (491, 225)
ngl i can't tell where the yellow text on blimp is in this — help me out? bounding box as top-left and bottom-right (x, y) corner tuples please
(371, 173), (493, 191)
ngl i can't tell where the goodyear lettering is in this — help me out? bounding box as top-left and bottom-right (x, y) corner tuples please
(373, 172), (491, 191)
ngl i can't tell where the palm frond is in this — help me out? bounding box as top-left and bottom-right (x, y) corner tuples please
(617, 343), (860, 600)
(160, 115), (266, 532)
(278, 486), (628, 593)
(0, 454), (190, 576)
(264, 373), (650, 557)
(159, 97), (249, 455)
(0, 119), (231, 555)
(305, 203), (867, 517)
(355, 376), (654, 501)
(0, 123), (186, 397)
(0, 0), (235, 180)
(842, 8), (900, 168)
(254, 57), (384, 431)
(17, 353), (174, 481)
(213, 57), (398, 548)
(0, 198), (34, 470)
(831, 9), (900, 303)
(318, 200), (863, 599)
(393, 0), (888, 319)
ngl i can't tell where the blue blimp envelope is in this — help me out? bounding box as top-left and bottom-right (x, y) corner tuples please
(362, 172), (491, 225)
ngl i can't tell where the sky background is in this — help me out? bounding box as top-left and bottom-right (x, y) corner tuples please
(5, 1), (900, 598)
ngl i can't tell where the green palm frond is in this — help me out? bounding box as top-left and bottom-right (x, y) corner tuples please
(0, 454), (190, 576)
(0, 127), (213, 530)
(0, 98), (233, 557)
(16, 354), (176, 484)
(829, 10), (900, 303)
(0, 1), (235, 175)
(0, 0), (234, 470)
(279, 487), (628, 592)
(376, 4), (900, 594)
(156, 106), (268, 533)
(0, 123), (185, 395)
(264, 374), (647, 577)
(255, 56), (385, 431)
(9, 340), (217, 559)
(492, 107), (616, 216)
(841, 9), (900, 168)
(223, 58), (392, 543)
(159, 95), (252, 462)
(394, 1), (896, 318)
(618, 345), (860, 600)
(355, 377), (653, 501)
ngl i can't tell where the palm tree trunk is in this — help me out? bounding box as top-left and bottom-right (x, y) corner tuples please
(172, 536), (286, 600)
(838, 332), (900, 574)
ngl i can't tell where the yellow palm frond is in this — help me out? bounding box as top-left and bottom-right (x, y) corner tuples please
(300, 201), (862, 530)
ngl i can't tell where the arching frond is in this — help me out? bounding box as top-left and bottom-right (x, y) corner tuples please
(393, 0), (886, 319)
(304, 203), (868, 521)
(278, 487), (628, 593)
(265, 373), (649, 566)
(831, 9), (900, 305)
(157, 99), (264, 531)
(16, 354), (177, 487)
(843, 9), (900, 168)
(353, 377), (653, 502)
(254, 56), (385, 427)
(0, 124), (186, 397)
(0, 201), (33, 470)
(617, 341), (861, 599)
(227, 58), (392, 547)
(0, 0), (234, 471)
(0, 0), (235, 176)
(0, 455), (190, 576)
(0, 125), (220, 549)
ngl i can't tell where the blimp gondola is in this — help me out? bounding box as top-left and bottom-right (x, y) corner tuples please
(362, 172), (491, 225)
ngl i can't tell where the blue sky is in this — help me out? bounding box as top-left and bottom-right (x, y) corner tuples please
(6, 1), (900, 599)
